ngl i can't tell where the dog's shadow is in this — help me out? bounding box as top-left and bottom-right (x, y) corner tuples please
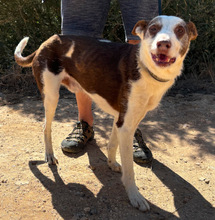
(29, 142), (214, 219)
(150, 159), (215, 219)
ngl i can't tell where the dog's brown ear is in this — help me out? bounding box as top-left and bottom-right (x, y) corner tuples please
(187, 22), (198, 41)
(132, 20), (148, 39)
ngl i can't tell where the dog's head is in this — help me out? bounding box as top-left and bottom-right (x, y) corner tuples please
(132, 16), (197, 77)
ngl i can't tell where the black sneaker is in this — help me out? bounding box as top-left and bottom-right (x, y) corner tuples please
(61, 120), (94, 153)
(133, 129), (153, 164)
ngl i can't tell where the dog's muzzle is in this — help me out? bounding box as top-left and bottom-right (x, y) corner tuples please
(151, 53), (176, 67)
(151, 40), (176, 67)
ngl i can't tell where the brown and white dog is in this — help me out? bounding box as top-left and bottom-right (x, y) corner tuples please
(14, 16), (197, 211)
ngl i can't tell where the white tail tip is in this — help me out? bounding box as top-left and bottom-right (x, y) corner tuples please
(14, 37), (30, 56)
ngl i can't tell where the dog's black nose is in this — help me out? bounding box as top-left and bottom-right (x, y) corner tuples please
(157, 41), (171, 50)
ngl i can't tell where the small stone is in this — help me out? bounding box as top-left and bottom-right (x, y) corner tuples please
(199, 177), (206, 181)
(208, 166), (215, 170)
(15, 181), (29, 186)
(205, 179), (210, 184)
(84, 207), (91, 213)
(182, 124), (189, 129)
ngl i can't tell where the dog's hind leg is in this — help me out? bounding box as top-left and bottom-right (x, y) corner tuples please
(42, 70), (61, 165)
(107, 118), (121, 172)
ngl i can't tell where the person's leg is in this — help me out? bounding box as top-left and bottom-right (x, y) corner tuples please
(61, 0), (111, 37)
(76, 92), (93, 126)
(118, 0), (159, 42)
(61, 0), (111, 153)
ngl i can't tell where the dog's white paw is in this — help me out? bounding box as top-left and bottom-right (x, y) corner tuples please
(108, 161), (122, 173)
(45, 154), (58, 165)
(127, 187), (150, 212)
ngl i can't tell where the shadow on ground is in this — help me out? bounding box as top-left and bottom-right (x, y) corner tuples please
(29, 142), (215, 219)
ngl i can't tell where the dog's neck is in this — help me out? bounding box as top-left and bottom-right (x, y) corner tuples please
(138, 60), (170, 83)
(146, 67), (170, 83)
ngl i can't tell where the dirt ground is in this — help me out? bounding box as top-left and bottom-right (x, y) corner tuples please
(0, 81), (215, 220)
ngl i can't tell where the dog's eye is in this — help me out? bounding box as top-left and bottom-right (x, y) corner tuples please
(175, 25), (185, 38)
(149, 25), (160, 36)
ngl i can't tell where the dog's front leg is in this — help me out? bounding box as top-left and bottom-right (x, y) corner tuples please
(107, 119), (121, 172)
(118, 126), (150, 212)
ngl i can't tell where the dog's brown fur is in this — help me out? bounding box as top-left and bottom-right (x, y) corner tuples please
(14, 16), (197, 211)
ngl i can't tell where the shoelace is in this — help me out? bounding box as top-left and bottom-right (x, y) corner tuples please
(66, 123), (87, 142)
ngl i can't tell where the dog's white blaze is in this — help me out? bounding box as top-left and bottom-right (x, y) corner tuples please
(151, 33), (171, 51)
(150, 32), (181, 59)
(65, 42), (75, 58)
(158, 16), (184, 31)
(154, 16), (183, 58)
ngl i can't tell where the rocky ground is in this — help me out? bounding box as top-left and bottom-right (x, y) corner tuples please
(0, 79), (215, 219)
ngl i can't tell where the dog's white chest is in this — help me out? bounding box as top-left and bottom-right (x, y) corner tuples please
(129, 78), (173, 114)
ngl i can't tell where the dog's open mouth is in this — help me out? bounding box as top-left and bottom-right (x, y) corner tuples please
(151, 53), (176, 67)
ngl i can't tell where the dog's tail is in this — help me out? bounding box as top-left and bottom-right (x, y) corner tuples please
(14, 37), (36, 67)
